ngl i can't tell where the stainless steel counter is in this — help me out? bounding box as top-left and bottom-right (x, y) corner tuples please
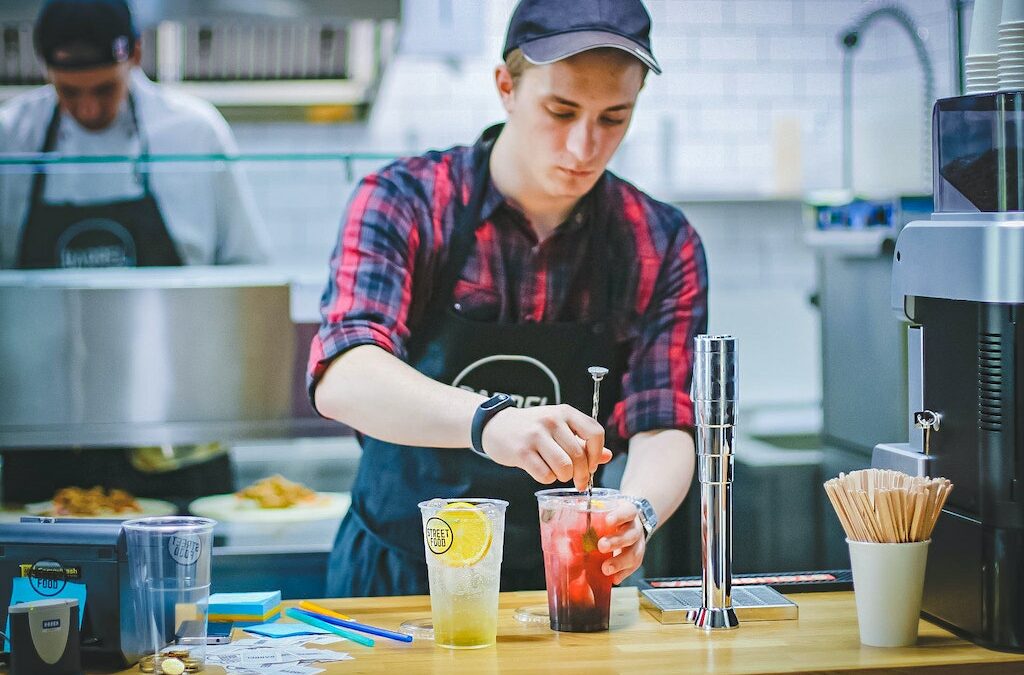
(0, 265), (339, 447)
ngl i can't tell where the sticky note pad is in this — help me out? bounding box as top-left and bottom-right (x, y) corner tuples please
(208, 591), (282, 625)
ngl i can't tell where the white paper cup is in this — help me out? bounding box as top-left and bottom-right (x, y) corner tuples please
(1004, 0), (1024, 23)
(972, 0), (1004, 56)
(847, 539), (930, 648)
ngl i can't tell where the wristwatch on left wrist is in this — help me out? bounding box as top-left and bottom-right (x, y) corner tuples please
(629, 496), (658, 542)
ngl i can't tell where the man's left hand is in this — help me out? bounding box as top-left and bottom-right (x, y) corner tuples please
(597, 500), (645, 584)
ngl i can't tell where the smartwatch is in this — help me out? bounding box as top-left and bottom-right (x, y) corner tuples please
(629, 496), (658, 542)
(471, 393), (515, 458)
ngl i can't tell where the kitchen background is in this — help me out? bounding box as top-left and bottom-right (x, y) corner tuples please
(0, 0), (969, 595)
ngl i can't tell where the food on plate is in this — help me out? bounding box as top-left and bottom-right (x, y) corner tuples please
(45, 486), (143, 517)
(235, 475), (320, 509)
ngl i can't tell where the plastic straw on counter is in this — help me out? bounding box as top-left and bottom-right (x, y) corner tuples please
(298, 600), (354, 621)
(297, 601), (413, 643)
(284, 608), (375, 647)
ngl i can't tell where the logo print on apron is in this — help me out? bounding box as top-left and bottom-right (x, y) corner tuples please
(451, 354), (561, 408)
(54, 217), (137, 268)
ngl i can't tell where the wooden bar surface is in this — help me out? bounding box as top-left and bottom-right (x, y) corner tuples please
(106, 591), (1024, 674)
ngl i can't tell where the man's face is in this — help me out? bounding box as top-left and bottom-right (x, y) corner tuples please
(48, 61), (132, 131)
(501, 50), (645, 200)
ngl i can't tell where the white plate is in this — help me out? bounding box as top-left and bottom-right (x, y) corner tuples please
(188, 492), (351, 524)
(0, 497), (177, 521)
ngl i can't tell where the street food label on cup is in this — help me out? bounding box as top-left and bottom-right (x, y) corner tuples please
(425, 517), (453, 555)
(168, 534), (202, 566)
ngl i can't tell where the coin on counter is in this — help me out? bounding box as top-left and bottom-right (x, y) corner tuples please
(161, 657), (186, 675)
(183, 657), (202, 672)
(138, 655), (155, 673)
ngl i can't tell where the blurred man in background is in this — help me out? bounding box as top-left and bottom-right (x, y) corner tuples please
(0, 0), (269, 505)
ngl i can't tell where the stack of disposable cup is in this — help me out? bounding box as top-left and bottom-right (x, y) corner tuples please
(999, 0), (1024, 91)
(968, 0), (1002, 94)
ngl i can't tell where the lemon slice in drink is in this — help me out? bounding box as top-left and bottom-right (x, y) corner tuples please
(435, 501), (492, 567)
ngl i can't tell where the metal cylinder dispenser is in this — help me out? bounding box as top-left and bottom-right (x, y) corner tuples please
(692, 334), (739, 630)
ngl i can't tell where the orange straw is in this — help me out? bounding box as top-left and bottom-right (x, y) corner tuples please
(299, 600), (354, 622)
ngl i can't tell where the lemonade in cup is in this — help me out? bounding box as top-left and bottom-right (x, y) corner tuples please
(419, 498), (508, 649)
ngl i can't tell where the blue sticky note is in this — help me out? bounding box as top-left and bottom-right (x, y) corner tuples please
(209, 591), (281, 616)
(4, 577), (87, 651)
(243, 622), (329, 638)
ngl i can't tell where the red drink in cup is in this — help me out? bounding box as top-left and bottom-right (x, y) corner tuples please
(536, 488), (621, 632)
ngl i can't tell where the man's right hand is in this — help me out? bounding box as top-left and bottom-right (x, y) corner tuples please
(480, 404), (612, 491)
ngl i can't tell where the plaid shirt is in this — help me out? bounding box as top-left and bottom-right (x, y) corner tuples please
(308, 134), (708, 438)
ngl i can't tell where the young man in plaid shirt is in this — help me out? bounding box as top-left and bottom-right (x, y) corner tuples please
(310, 0), (708, 597)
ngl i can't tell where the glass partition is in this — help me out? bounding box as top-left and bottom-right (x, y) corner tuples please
(0, 152), (398, 266)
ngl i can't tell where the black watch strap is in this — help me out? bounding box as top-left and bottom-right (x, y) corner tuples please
(471, 393), (515, 458)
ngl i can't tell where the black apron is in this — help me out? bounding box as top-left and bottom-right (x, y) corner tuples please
(16, 95), (182, 268)
(326, 125), (629, 597)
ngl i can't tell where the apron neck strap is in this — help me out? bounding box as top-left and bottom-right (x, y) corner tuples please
(429, 124), (501, 314)
(431, 124), (612, 322)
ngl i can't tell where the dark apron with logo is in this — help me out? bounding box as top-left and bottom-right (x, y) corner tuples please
(16, 95), (182, 269)
(326, 125), (628, 597)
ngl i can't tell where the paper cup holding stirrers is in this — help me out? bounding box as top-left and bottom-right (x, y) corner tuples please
(823, 469), (953, 647)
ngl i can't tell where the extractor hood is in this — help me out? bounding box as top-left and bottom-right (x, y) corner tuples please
(0, 0), (400, 112)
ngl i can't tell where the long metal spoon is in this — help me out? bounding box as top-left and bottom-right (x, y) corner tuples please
(582, 366), (608, 552)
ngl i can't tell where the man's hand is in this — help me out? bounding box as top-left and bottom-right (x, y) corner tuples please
(480, 404), (612, 490)
(599, 500), (645, 584)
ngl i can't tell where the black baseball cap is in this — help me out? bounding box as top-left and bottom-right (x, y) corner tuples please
(34, 0), (137, 70)
(502, 0), (661, 75)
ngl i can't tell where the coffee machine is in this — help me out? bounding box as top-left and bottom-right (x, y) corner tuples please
(873, 91), (1024, 651)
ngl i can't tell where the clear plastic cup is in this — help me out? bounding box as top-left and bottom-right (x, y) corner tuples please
(418, 498), (507, 649)
(536, 488), (623, 632)
(124, 517), (215, 674)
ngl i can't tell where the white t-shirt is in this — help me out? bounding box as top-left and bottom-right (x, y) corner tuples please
(0, 69), (268, 267)
(43, 97), (144, 204)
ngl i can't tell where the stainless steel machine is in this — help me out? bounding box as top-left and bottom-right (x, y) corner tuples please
(873, 91), (1024, 651)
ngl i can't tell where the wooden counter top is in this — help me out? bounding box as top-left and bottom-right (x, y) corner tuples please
(109, 591), (1024, 674)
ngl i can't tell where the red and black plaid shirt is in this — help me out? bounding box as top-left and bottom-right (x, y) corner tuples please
(308, 133), (708, 438)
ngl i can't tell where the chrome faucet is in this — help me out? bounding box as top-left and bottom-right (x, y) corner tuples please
(692, 334), (739, 630)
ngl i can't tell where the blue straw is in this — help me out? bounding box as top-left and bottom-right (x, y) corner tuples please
(284, 608), (375, 647)
(293, 607), (413, 643)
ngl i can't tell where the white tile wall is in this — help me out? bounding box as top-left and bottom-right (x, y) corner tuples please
(357, 0), (954, 200)
(229, 0), (958, 412)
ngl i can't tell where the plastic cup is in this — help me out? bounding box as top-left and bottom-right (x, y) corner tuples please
(847, 539), (930, 647)
(124, 517), (215, 673)
(536, 487), (624, 632)
(419, 498), (507, 649)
